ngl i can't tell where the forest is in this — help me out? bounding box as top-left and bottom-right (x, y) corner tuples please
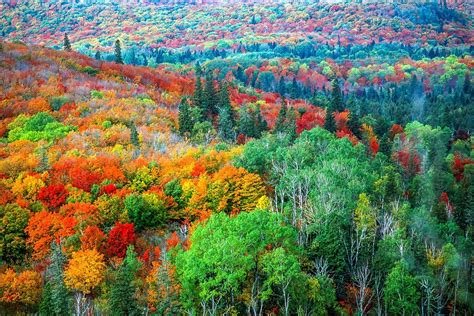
(0, 0), (473, 315)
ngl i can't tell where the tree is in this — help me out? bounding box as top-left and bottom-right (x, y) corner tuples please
(175, 210), (302, 315)
(254, 104), (268, 138)
(64, 33), (71, 52)
(261, 247), (302, 316)
(0, 204), (29, 264)
(125, 193), (168, 231)
(94, 51), (101, 60)
(384, 261), (420, 316)
(114, 39), (124, 64)
(40, 241), (71, 316)
(203, 73), (218, 118)
(324, 105), (336, 132)
(284, 107), (297, 141)
(218, 106), (235, 142)
(109, 246), (142, 316)
(331, 79), (344, 112)
(274, 101), (288, 134)
(106, 223), (136, 258)
(193, 76), (204, 121)
(178, 97), (194, 138)
(64, 249), (106, 316)
(238, 105), (256, 138)
(37, 184), (68, 209)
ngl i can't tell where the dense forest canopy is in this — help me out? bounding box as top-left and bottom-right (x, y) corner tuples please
(0, 0), (473, 315)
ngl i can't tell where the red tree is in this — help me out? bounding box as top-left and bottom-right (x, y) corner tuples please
(37, 184), (68, 209)
(106, 223), (136, 258)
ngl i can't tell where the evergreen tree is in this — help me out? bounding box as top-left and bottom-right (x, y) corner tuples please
(193, 76), (204, 121)
(324, 105), (336, 133)
(64, 33), (72, 52)
(40, 242), (71, 315)
(274, 100), (288, 134)
(254, 104), (268, 138)
(129, 122), (139, 147)
(218, 106), (235, 142)
(238, 105), (255, 138)
(178, 98), (194, 138)
(203, 73), (218, 118)
(284, 107), (297, 141)
(331, 79), (344, 112)
(109, 246), (142, 316)
(290, 77), (299, 99)
(347, 111), (361, 138)
(114, 39), (124, 64)
(278, 76), (286, 96)
(218, 82), (233, 124)
(94, 51), (101, 60)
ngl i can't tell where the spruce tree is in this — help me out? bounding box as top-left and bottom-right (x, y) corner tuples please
(114, 39), (124, 64)
(203, 73), (218, 118)
(64, 33), (72, 52)
(331, 78), (344, 112)
(178, 98), (194, 138)
(254, 104), (268, 138)
(238, 105), (255, 138)
(94, 51), (101, 60)
(285, 107), (297, 141)
(193, 76), (204, 121)
(129, 122), (139, 147)
(218, 106), (235, 142)
(324, 104), (336, 133)
(278, 76), (286, 96)
(274, 100), (287, 134)
(347, 111), (361, 138)
(109, 246), (141, 316)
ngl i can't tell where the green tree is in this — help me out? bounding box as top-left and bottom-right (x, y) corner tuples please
(0, 204), (29, 264)
(178, 98), (194, 138)
(114, 39), (124, 64)
(109, 246), (142, 316)
(284, 107), (297, 141)
(238, 105), (255, 138)
(193, 76), (204, 121)
(40, 242), (71, 315)
(94, 51), (101, 60)
(203, 73), (218, 118)
(218, 106), (235, 142)
(324, 105), (336, 132)
(331, 79), (344, 112)
(274, 101), (288, 134)
(384, 261), (420, 316)
(64, 33), (71, 52)
(125, 193), (168, 231)
(175, 210), (302, 314)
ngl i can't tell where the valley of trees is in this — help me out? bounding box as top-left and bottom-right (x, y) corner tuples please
(0, 1), (473, 315)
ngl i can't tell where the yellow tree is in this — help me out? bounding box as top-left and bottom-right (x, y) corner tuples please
(64, 249), (105, 315)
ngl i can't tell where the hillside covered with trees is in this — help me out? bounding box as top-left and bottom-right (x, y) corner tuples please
(0, 1), (473, 315)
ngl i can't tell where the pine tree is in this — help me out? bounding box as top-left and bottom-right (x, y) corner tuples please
(218, 106), (235, 142)
(64, 33), (72, 52)
(114, 39), (124, 64)
(203, 73), (218, 118)
(94, 51), (101, 60)
(129, 122), (139, 147)
(109, 246), (141, 316)
(331, 79), (344, 112)
(239, 105), (255, 138)
(254, 104), (268, 138)
(278, 76), (286, 96)
(40, 241), (71, 315)
(290, 77), (299, 99)
(347, 112), (361, 138)
(178, 98), (194, 138)
(274, 100), (288, 134)
(285, 107), (297, 141)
